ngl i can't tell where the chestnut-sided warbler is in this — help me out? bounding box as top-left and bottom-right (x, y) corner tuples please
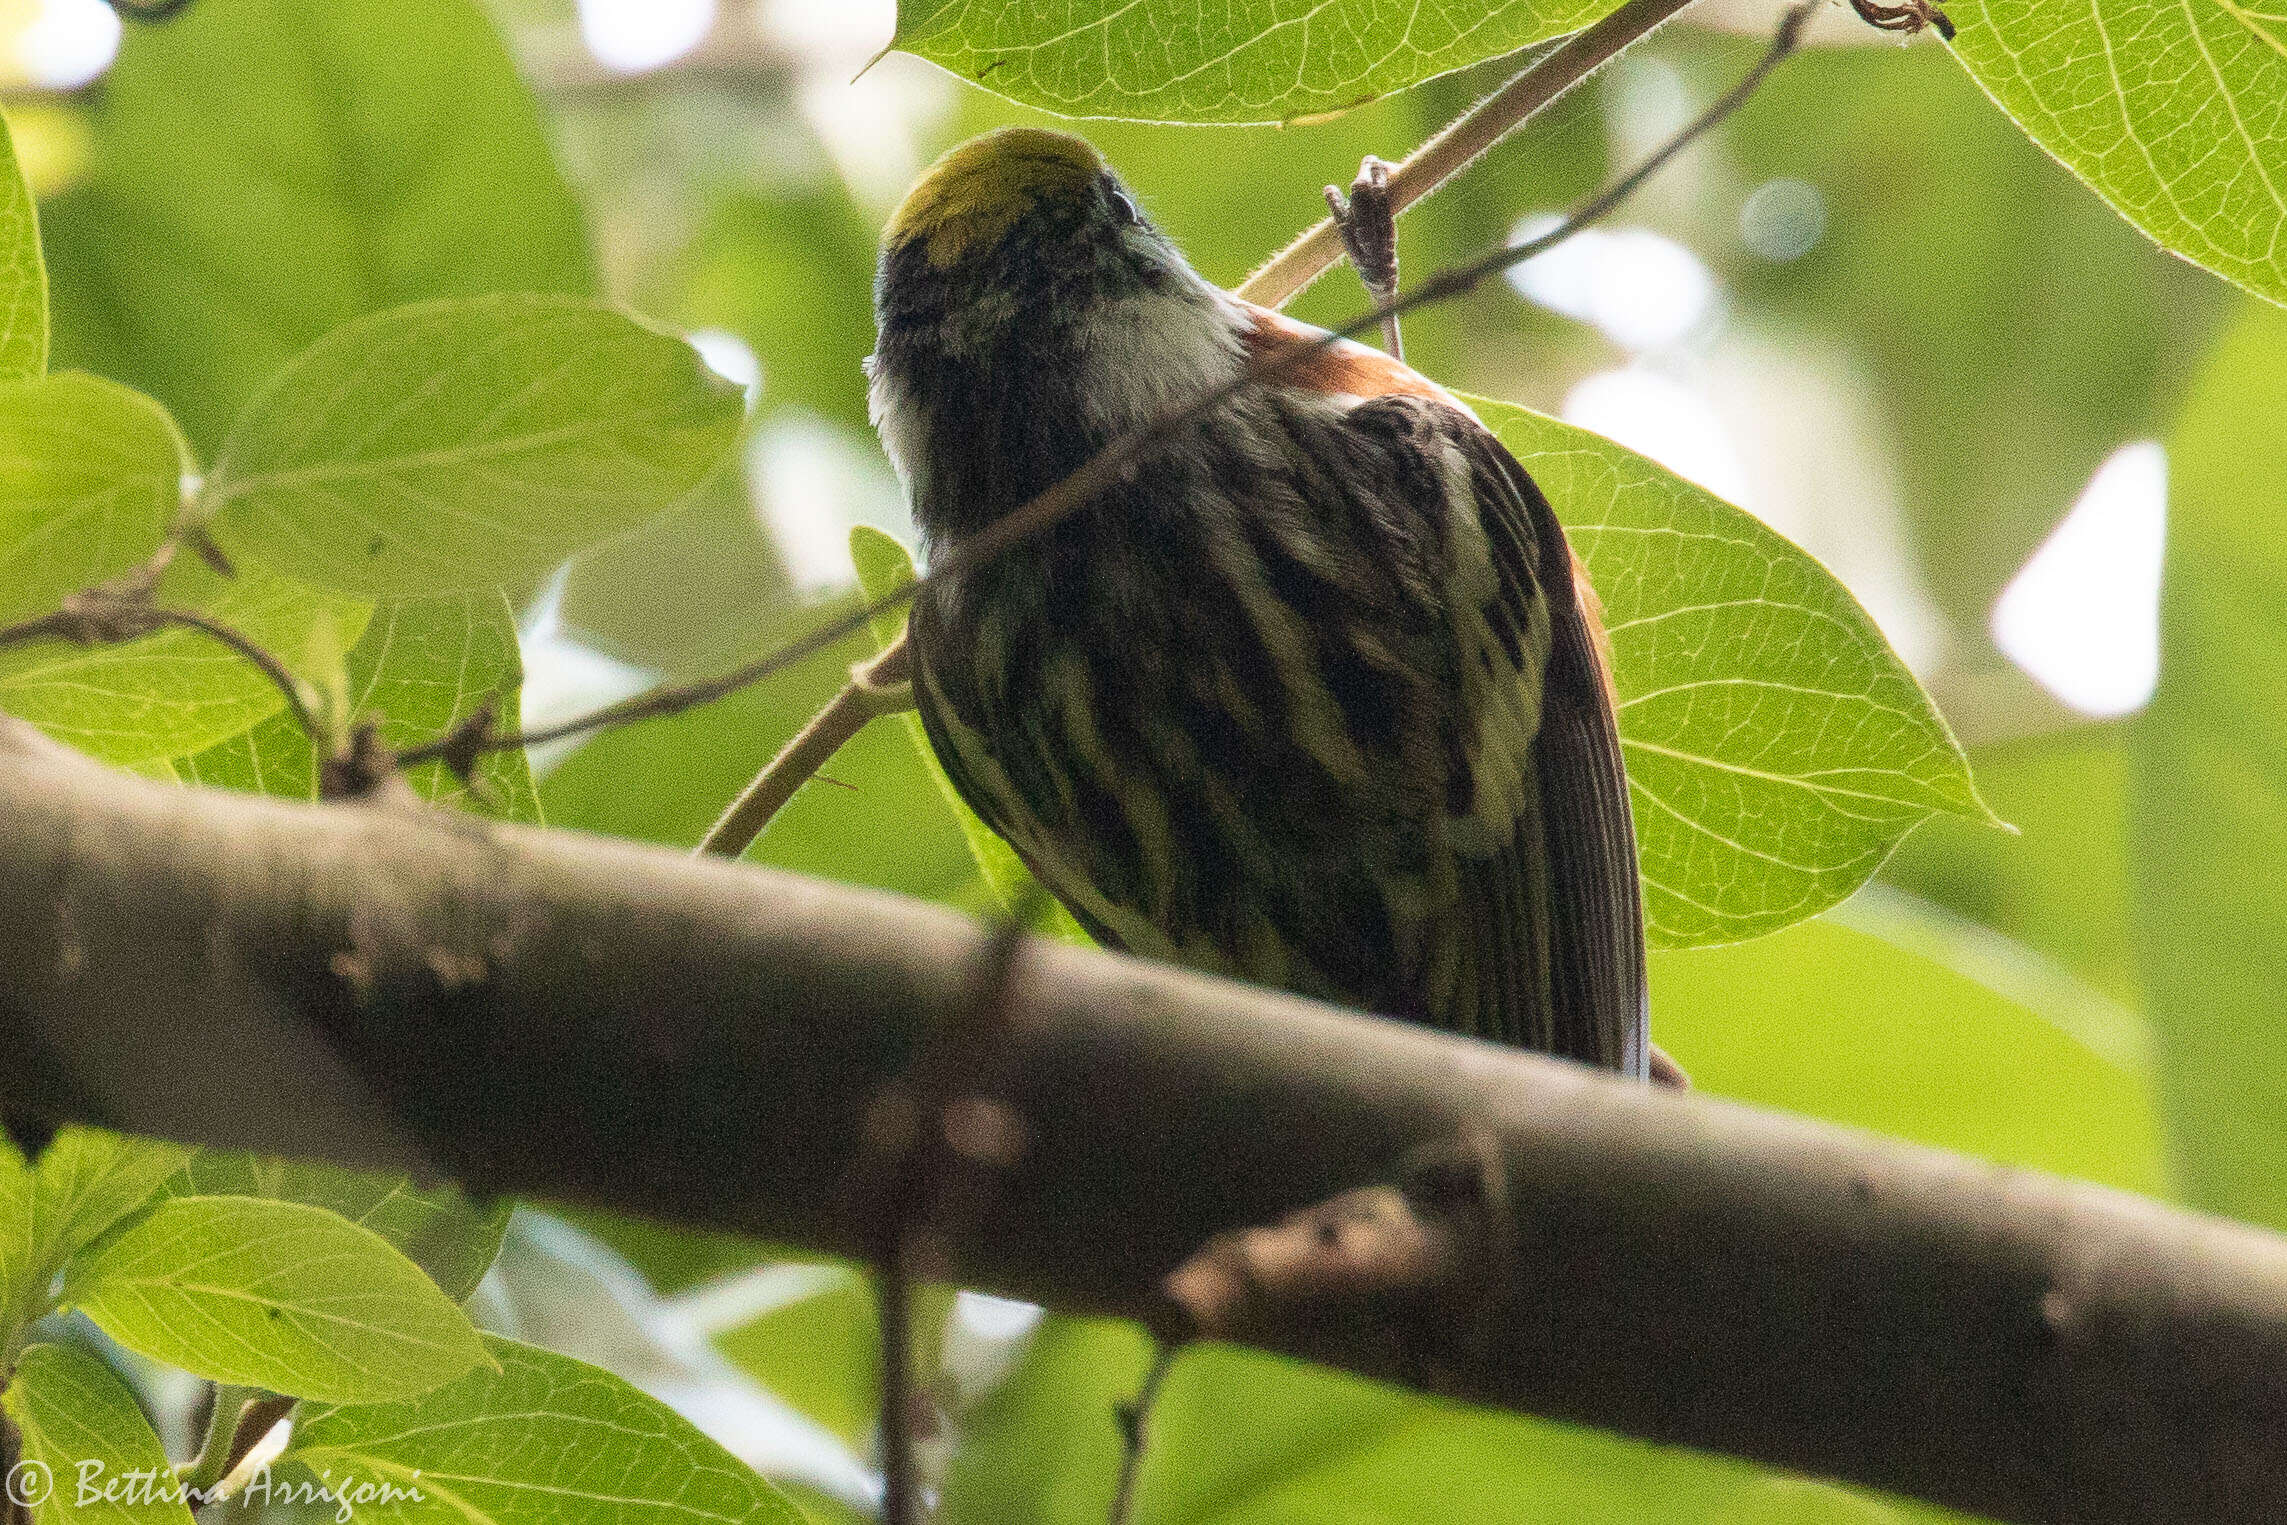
(869, 128), (1655, 1079)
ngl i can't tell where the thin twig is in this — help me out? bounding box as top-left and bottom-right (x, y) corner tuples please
(400, 3), (1810, 774)
(876, 1256), (920, 1525)
(696, 643), (912, 859)
(186, 1394), (294, 1517)
(176, 1383), (249, 1500)
(148, 611), (321, 744)
(1108, 1342), (1179, 1525)
(1239, 0), (1701, 309)
(851, 913), (1037, 1525)
(0, 598), (321, 748)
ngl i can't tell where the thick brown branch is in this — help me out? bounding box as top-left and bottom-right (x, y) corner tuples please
(3, 718), (2285, 1525)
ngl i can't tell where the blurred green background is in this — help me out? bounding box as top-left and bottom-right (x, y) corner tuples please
(5, 0), (2271, 1517)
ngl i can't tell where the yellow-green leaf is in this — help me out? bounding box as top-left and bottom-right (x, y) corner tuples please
(1948, 0), (2287, 306)
(894, 0), (1621, 125)
(1469, 396), (1994, 947)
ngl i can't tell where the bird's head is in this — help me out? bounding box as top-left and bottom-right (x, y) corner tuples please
(870, 128), (1243, 533)
(876, 128), (1212, 328)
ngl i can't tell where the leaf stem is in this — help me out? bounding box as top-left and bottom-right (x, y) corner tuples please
(696, 642), (913, 860)
(1107, 1342), (1178, 1525)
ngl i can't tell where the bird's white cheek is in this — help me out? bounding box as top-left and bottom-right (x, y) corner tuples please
(1071, 292), (1242, 437)
(868, 363), (929, 495)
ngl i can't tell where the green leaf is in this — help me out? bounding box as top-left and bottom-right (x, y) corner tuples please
(1947, 0), (2287, 308)
(3, 1342), (194, 1524)
(1655, 889), (2163, 1194)
(5, 1130), (190, 1354)
(0, 559), (370, 766)
(60, 1195), (488, 1404)
(346, 592), (539, 818)
(0, 105), (46, 381)
(165, 1154), (510, 1305)
(174, 709), (319, 799)
(26, 1129), (189, 1275)
(42, 0), (594, 453)
(0, 374), (184, 626)
(849, 526), (1090, 941)
(1467, 397), (1994, 947)
(203, 296), (745, 599)
(0, 1136), (32, 1354)
(172, 592), (540, 818)
(1882, 727), (2140, 1006)
(285, 1334), (805, 1524)
(2129, 300), (2287, 1229)
(893, 0), (1619, 125)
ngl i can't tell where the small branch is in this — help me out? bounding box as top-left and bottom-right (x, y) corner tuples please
(1107, 1342), (1178, 1525)
(196, 1395), (295, 1516)
(875, 1258), (921, 1525)
(177, 1384), (250, 1499)
(848, 916), (1035, 1525)
(146, 610), (321, 746)
(1239, 0), (1700, 310)
(396, 3), (1807, 779)
(697, 641), (913, 860)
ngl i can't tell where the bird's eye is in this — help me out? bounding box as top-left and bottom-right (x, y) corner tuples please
(1109, 189), (1141, 227)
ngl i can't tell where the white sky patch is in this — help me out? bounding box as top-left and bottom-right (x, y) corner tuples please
(517, 566), (658, 775)
(1509, 217), (1719, 354)
(752, 410), (916, 593)
(577, 0), (715, 75)
(19, 0), (119, 90)
(759, 0), (950, 206)
(1992, 441), (2167, 718)
(687, 327), (764, 407)
(1562, 366), (1753, 507)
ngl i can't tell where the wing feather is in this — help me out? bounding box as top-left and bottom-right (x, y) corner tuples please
(1438, 413), (1648, 1074)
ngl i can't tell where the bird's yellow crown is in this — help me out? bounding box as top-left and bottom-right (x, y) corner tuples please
(886, 128), (1107, 268)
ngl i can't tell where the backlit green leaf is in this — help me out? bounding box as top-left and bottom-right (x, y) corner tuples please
(60, 1195), (488, 1404)
(0, 560), (370, 766)
(1947, 0), (2287, 306)
(204, 297), (744, 598)
(893, 0), (1617, 125)
(166, 1154), (510, 1304)
(26, 1129), (189, 1277)
(3, 1342), (193, 1525)
(0, 374), (183, 625)
(2129, 300), (2287, 1229)
(1470, 397), (1994, 947)
(286, 1334), (804, 1524)
(42, 0), (594, 453)
(169, 591), (537, 817)
(0, 104), (46, 381)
